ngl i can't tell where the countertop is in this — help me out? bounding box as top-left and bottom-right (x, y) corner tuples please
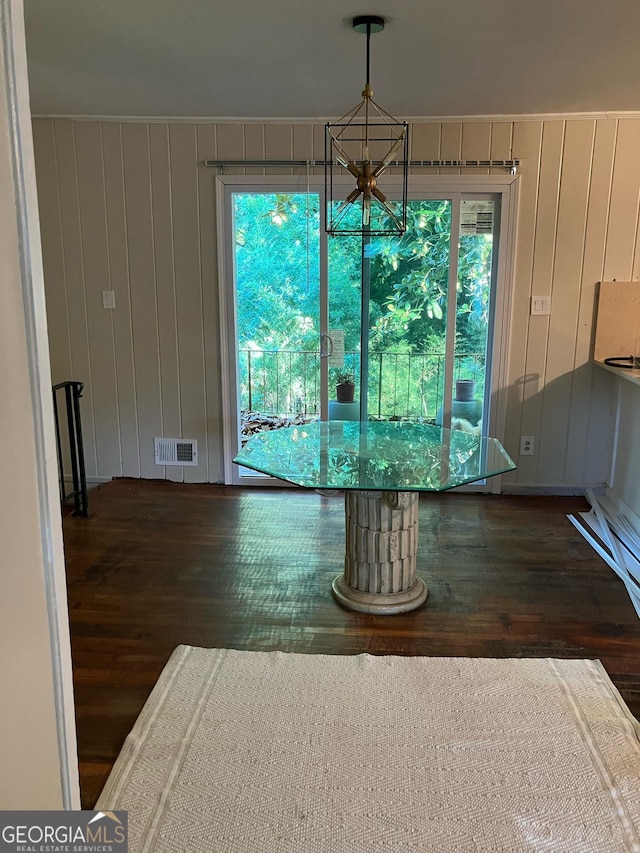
(594, 359), (640, 387)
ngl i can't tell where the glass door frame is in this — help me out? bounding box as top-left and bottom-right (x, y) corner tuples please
(217, 175), (328, 486)
(216, 173), (519, 490)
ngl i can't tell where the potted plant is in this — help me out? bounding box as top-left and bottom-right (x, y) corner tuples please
(455, 379), (476, 402)
(334, 371), (356, 403)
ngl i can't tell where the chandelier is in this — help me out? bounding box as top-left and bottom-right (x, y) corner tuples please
(325, 15), (409, 237)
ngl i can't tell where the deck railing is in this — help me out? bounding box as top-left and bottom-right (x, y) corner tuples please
(239, 349), (484, 422)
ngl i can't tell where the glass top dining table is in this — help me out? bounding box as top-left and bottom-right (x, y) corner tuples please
(233, 420), (516, 492)
(234, 421), (516, 615)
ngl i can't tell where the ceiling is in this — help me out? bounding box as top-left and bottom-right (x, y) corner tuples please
(24, 0), (640, 119)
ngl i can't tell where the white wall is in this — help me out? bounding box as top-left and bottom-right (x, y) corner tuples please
(605, 372), (640, 526)
(0, 0), (79, 808)
(32, 116), (640, 490)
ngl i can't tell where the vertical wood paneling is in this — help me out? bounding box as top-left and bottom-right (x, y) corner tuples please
(586, 120), (640, 487)
(244, 124), (265, 175)
(216, 124), (244, 173)
(292, 124), (313, 175)
(461, 122), (491, 174)
(409, 123), (440, 174)
(565, 119), (617, 486)
(121, 123), (163, 479)
(584, 372), (616, 486)
(611, 381), (640, 509)
(32, 119), (72, 384)
(149, 124), (182, 482)
(312, 122), (325, 173)
(169, 124), (208, 483)
(74, 121), (122, 477)
(35, 116), (640, 491)
(502, 121), (543, 481)
(439, 123), (462, 173)
(265, 123), (293, 174)
(583, 369), (616, 487)
(574, 120), (617, 364)
(197, 124), (225, 483)
(490, 123), (513, 169)
(102, 122), (140, 478)
(200, 123), (217, 164)
(604, 119), (640, 281)
(519, 120), (564, 485)
(631, 219), (640, 281)
(53, 119), (98, 476)
(537, 120), (595, 484)
(410, 123), (440, 160)
(633, 212), (640, 282)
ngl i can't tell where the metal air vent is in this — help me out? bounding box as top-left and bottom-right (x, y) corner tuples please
(154, 437), (198, 466)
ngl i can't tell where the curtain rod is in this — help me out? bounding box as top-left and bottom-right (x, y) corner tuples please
(204, 159), (519, 174)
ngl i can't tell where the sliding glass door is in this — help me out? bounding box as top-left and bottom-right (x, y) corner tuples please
(328, 194), (498, 437)
(226, 187), (323, 483)
(355, 199), (455, 425)
(218, 176), (516, 488)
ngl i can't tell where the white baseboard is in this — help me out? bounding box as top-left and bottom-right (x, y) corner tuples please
(65, 476), (613, 499)
(63, 475), (111, 489)
(501, 484), (605, 497)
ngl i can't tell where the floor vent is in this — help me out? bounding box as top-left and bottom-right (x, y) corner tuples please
(154, 437), (198, 466)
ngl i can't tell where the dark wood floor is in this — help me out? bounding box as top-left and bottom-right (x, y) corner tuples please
(62, 478), (640, 808)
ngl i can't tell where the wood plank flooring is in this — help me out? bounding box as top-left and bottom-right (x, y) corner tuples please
(62, 479), (640, 808)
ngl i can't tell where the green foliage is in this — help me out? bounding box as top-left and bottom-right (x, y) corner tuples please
(368, 201), (451, 350)
(234, 192), (320, 351)
(365, 200), (493, 357)
(233, 192), (493, 419)
(332, 370), (355, 386)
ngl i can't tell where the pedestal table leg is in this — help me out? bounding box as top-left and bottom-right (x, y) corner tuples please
(332, 490), (428, 615)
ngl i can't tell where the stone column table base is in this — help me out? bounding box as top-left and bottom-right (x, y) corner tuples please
(332, 490), (428, 615)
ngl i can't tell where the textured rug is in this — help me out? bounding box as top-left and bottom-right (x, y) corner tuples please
(97, 647), (640, 852)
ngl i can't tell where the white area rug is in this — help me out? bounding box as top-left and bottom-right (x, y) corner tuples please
(97, 647), (640, 852)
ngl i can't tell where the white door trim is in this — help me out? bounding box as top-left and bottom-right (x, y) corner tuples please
(1, 0), (80, 807)
(215, 173), (519, 490)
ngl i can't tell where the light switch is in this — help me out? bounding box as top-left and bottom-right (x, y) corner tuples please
(531, 295), (551, 315)
(102, 290), (116, 309)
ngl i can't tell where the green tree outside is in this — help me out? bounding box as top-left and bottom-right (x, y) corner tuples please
(233, 193), (493, 422)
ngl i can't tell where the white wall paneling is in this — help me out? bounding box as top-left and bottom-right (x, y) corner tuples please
(196, 124), (224, 484)
(537, 120), (594, 485)
(33, 116), (640, 489)
(121, 123), (164, 480)
(564, 120), (617, 487)
(169, 124), (209, 483)
(597, 364), (640, 538)
(604, 119), (640, 282)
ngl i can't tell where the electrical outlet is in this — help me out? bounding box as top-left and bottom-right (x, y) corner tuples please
(520, 435), (535, 456)
(102, 290), (116, 309)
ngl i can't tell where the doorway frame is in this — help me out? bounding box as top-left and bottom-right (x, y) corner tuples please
(1, 0), (80, 807)
(216, 175), (329, 486)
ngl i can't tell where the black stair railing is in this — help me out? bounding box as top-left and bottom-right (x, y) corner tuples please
(52, 381), (88, 517)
